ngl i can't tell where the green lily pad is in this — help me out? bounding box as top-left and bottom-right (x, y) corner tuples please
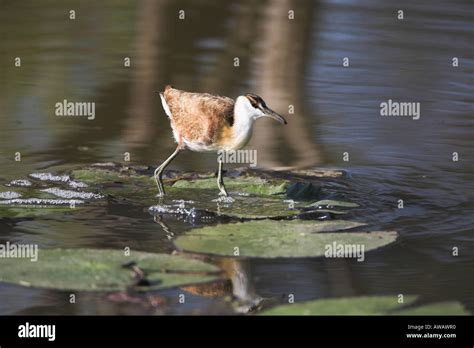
(68, 165), (357, 220)
(260, 296), (469, 315)
(174, 220), (397, 258)
(0, 249), (221, 291)
(149, 195), (302, 220)
(70, 166), (301, 219)
(395, 302), (469, 315)
(307, 200), (359, 208)
(172, 177), (288, 196)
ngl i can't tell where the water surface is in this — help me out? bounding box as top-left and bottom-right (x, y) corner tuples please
(0, 0), (473, 314)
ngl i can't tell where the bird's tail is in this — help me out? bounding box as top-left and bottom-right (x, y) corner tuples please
(159, 92), (172, 118)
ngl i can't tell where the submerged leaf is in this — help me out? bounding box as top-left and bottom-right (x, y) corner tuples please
(174, 220), (397, 258)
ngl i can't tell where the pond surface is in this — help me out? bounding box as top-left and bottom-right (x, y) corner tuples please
(0, 0), (473, 314)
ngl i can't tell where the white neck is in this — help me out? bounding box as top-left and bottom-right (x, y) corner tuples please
(228, 96), (258, 150)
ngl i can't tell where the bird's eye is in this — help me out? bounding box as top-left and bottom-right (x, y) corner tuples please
(247, 97), (257, 107)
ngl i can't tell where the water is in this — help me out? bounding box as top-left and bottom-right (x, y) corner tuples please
(0, 0), (473, 314)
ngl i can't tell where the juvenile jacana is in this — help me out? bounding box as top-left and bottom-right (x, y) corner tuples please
(154, 85), (287, 197)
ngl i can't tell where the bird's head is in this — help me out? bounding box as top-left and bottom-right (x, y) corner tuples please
(235, 94), (287, 125)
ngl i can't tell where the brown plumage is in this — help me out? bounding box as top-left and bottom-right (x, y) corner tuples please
(162, 85), (234, 148)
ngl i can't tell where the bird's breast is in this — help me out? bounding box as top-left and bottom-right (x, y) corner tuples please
(217, 123), (253, 151)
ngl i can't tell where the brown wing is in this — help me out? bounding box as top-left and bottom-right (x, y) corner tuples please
(163, 86), (234, 145)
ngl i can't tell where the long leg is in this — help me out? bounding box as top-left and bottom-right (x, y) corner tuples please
(217, 158), (228, 196)
(154, 146), (181, 196)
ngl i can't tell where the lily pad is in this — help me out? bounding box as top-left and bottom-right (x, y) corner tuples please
(260, 296), (469, 315)
(149, 195), (301, 220)
(174, 220), (397, 258)
(394, 302), (469, 315)
(68, 165), (356, 220)
(172, 177), (288, 196)
(70, 167), (302, 219)
(0, 249), (221, 291)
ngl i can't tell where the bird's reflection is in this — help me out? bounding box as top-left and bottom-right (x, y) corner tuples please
(151, 213), (263, 311)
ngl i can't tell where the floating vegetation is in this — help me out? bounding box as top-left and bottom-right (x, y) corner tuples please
(0, 163), (412, 316)
(260, 296), (469, 315)
(1, 164), (360, 222)
(172, 176), (289, 196)
(149, 195), (301, 220)
(0, 249), (221, 292)
(174, 220), (398, 258)
(69, 164), (358, 220)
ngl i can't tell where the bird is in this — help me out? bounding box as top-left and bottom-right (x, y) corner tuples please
(154, 85), (287, 197)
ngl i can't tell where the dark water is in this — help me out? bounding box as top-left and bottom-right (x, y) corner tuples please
(0, 0), (473, 314)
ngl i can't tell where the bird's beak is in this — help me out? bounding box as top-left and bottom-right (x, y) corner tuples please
(262, 106), (287, 125)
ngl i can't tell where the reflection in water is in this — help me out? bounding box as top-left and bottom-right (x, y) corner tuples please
(0, 0), (473, 314)
(252, 0), (322, 168)
(124, 0), (163, 149)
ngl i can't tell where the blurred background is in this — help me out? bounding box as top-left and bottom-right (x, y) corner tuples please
(0, 0), (473, 315)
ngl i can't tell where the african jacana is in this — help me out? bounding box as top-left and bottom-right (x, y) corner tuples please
(154, 85), (287, 197)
